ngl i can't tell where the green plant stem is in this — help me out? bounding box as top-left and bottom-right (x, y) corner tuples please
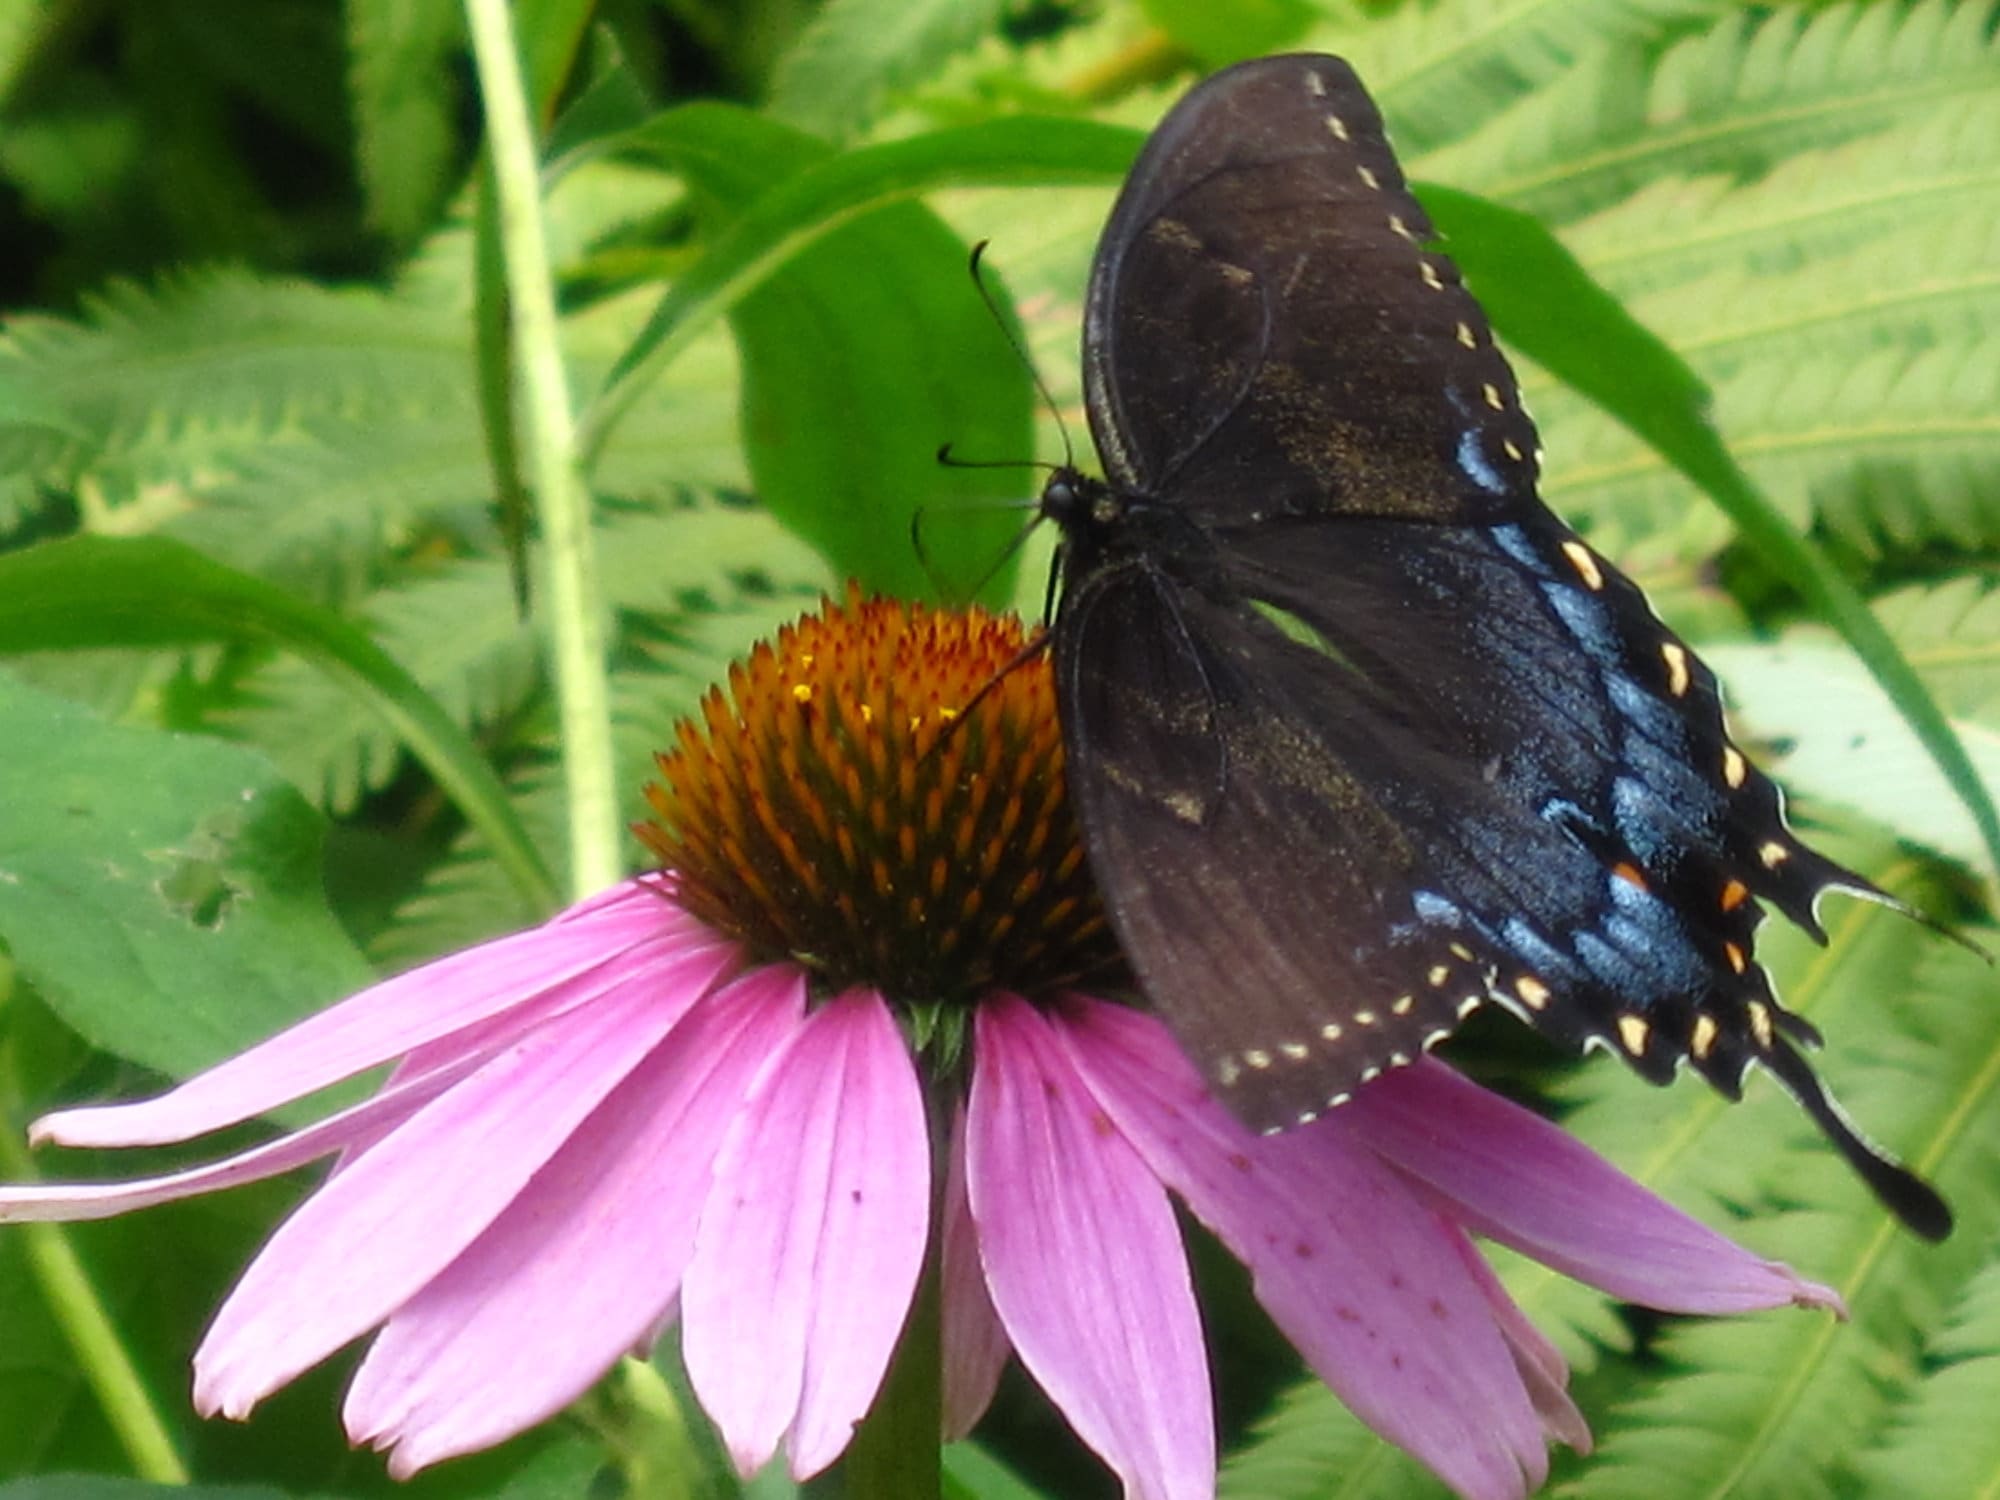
(0, 1113), (187, 1483)
(464, 0), (621, 899)
(806, 1233), (943, 1500)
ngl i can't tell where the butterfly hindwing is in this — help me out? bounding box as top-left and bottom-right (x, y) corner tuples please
(1045, 52), (1950, 1236)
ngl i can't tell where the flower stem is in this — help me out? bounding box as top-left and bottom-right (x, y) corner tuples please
(463, 0), (622, 898)
(812, 1233), (943, 1500)
(0, 1109), (187, 1483)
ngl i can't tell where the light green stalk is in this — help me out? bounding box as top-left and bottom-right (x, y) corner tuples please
(464, 0), (621, 898)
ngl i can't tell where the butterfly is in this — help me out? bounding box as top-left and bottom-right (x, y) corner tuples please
(1040, 52), (1951, 1239)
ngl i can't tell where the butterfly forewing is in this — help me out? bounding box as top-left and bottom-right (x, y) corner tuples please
(1047, 52), (1949, 1237)
(1082, 53), (1536, 524)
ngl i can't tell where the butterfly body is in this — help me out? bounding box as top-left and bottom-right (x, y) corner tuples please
(1044, 53), (1949, 1238)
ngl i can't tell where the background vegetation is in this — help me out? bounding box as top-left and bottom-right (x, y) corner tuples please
(0, 0), (1995, 1496)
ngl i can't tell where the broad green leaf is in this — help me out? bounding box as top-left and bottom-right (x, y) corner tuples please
(0, 537), (555, 913)
(1142, 0), (1311, 67)
(0, 674), (369, 1078)
(609, 104), (1046, 601)
(582, 115), (1142, 470)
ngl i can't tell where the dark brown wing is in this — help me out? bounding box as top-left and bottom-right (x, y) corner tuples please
(1081, 53), (1536, 526)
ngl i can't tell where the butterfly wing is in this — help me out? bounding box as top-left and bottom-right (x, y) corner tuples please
(1081, 53), (1535, 526)
(1056, 53), (1949, 1236)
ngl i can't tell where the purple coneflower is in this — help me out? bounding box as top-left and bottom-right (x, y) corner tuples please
(0, 590), (1839, 1498)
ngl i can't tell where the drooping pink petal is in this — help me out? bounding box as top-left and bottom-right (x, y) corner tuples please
(0, 1055), (470, 1224)
(681, 989), (930, 1480)
(1056, 997), (1552, 1500)
(36, 880), (733, 1150)
(940, 1105), (1009, 1442)
(345, 967), (807, 1477)
(968, 994), (1214, 1500)
(1446, 1228), (1592, 1454)
(194, 961), (714, 1419)
(1339, 1060), (1844, 1315)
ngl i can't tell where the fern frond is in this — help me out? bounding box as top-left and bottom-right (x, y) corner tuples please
(366, 579), (824, 963)
(1330, 0), (1727, 157)
(220, 551), (539, 813)
(1558, 905), (2000, 1499)
(0, 271), (473, 493)
(1537, 341), (2000, 561)
(1220, 1376), (1452, 1500)
(1562, 92), (2000, 298)
(1705, 635), (2000, 875)
(1872, 577), (2000, 723)
(1850, 1252), (2000, 1497)
(1609, 209), (2000, 380)
(1418, 0), (2000, 223)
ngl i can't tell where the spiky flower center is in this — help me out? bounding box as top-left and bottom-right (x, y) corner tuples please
(639, 588), (1122, 1009)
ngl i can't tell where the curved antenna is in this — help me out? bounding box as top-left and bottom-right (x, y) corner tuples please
(968, 241), (1076, 471)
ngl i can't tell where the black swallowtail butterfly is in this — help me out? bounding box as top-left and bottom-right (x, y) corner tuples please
(1040, 53), (1950, 1239)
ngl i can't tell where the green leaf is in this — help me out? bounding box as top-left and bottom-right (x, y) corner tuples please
(1852, 1254), (2000, 1499)
(1706, 637), (2000, 877)
(1345, 0), (1727, 158)
(0, 674), (370, 1079)
(0, 1478), (300, 1498)
(767, 0), (1007, 140)
(0, 536), (556, 913)
(603, 105), (1077, 600)
(1140, 0), (1312, 68)
(1419, 0), (2000, 225)
(581, 114), (1142, 473)
(345, 0), (463, 243)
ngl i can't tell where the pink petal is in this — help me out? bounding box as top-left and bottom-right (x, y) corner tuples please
(36, 881), (731, 1150)
(345, 967), (807, 1477)
(681, 990), (930, 1480)
(193, 961), (713, 1419)
(941, 1106), (1009, 1442)
(967, 994), (1213, 1500)
(0, 1058), (469, 1224)
(1339, 1060), (1843, 1314)
(1056, 997), (1552, 1500)
(1447, 1230), (1592, 1454)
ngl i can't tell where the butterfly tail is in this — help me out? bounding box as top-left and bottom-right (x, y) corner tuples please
(1761, 1039), (1952, 1242)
